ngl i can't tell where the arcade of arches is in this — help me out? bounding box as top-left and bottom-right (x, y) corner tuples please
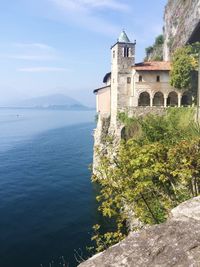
(138, 91), (192, 107)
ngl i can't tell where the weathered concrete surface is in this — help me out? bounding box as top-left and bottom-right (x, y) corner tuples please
(79, 197), (200, 267)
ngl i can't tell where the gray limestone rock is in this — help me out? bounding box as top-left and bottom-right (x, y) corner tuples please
(78, 197), (200, 267)
(163, 0), (200, 60)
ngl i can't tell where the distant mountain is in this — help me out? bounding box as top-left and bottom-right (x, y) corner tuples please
(10, 94), (91, 110)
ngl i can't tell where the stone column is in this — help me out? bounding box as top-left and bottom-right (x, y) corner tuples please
(178, 93), (182, 107)
(164, 97), (167, 108)
(150, 97), (153, 107)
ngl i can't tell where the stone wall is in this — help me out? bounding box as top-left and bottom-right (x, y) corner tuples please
(163, 0), (200, 60)
(119, 106), (167, 118)
(110, 42), (136, 126)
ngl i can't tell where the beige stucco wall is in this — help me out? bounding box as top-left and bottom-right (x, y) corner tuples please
(134, 70), (179, 97)
(130, 70), (183, 107)
(96, 87), (111, 115)
(135, 71), (170, 83)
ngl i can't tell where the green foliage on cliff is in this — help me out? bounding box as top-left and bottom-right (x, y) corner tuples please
(155, 35), (164, 46)
(92, 108), (200, 252)
(145, 34), (164, 61)
(170, 43), (200, 91)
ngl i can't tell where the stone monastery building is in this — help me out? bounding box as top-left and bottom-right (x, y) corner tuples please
(94, 31), (191, 124)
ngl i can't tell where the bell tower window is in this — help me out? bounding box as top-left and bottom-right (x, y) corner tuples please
(123, 47), (129, 58)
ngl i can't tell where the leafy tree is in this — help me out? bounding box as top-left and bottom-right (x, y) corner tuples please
(155, 35), (164, 46)
(145, 46), (154, 55)
(91, 108), (200, 252)
(170, 43), (200, 91)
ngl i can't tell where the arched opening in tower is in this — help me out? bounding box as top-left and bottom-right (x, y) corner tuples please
(153, 92), (164, 106)
(138, 92), (150, 106)
(167, 91), (178, 106)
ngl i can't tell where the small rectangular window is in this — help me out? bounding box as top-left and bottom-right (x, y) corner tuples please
(127, 77), (131, 84)
(139, 75), (142, 82)
(157, 75), (160, 82)
(113, 50), (115, 58)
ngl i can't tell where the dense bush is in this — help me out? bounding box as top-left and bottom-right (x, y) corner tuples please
(170, 42), (200, 91)
(92, 108), (200, 252)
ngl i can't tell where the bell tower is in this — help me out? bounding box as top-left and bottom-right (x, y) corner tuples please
(110, 31), (136, 125)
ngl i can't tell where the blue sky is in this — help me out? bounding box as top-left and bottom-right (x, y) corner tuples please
(0, 0), (167, 107)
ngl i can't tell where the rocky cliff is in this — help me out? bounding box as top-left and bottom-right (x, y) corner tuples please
(163, 0), (200, 60)
(79, 197), (200, 267)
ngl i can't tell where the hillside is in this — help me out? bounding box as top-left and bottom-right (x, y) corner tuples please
(10, 94), (90, 110)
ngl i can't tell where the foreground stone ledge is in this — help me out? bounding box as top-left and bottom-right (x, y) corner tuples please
(79, 197), (200, 267)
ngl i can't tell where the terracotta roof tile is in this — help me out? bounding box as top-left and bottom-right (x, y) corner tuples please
(132, 61), (171, 71)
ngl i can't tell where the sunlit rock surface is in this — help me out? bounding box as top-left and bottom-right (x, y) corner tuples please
(79, 197), (200, 267)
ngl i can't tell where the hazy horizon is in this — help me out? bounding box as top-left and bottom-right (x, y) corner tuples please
(0, 0), (167, 107)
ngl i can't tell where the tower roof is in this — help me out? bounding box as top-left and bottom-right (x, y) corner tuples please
(118, 30), (131, 43)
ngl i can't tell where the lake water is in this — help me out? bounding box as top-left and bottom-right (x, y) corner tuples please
(0, 109), (98, 267)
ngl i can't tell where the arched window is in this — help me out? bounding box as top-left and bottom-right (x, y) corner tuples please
(138, 92), (150, 106)
(153, 92), (164, 106)
(167, 91), (178, 106)
(139, 75), (142, 82)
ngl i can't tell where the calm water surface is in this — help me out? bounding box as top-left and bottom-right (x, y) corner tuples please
(0, 109), (98, 267)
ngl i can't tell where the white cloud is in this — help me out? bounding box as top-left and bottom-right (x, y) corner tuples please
(14, 43), (56, 51)
(47, 0), (131, 35)
(17, 67), (68, 72)
(1, 54), (57, 61)
(0, 43), (59, 61)
(51, 0), (129, 12)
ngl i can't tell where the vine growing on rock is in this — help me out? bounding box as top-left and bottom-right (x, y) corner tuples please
(91, 108), (200, 252)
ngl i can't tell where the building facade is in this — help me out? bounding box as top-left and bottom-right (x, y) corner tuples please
(94, 31), (191, 124)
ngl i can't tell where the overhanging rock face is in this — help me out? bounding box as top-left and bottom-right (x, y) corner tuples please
(78, 197), (200, 267)
(163, 0), (200, 60)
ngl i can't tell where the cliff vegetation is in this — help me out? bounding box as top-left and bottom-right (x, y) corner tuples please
(170, 42), (200, 99)
(91, 108), (200, 252)
(145, 35), (164, 61)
